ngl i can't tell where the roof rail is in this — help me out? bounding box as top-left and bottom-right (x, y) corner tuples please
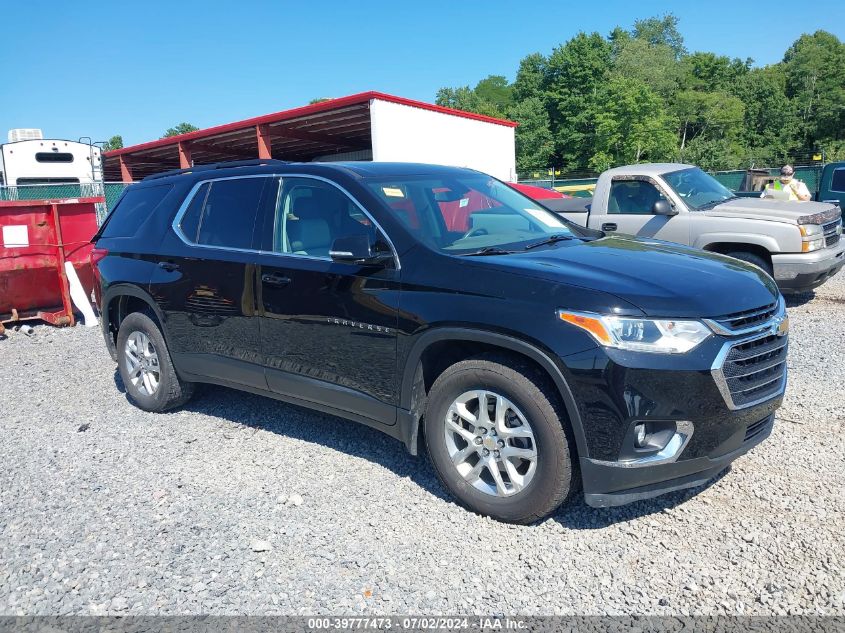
(142, 158), (290, 181)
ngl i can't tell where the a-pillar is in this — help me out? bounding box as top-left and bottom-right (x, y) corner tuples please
(256, 124), (272, 159)
(178, 141), (192, 169)
(119, 156), (133, 182)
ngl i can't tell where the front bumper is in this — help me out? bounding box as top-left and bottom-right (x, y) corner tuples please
(772, 241), (845, 293)
(560, 318), (787, 508)
(582, 411), (776, 507)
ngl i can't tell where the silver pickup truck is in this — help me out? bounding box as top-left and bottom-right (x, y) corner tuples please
(548, 163), (844, 294)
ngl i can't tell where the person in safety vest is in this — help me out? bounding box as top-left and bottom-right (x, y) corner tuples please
(761, 165), (812, 201)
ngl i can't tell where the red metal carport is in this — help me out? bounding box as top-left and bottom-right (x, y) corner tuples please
(103, 91), (516, 182)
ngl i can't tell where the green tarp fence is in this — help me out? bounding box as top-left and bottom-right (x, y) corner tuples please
(519, 165), (825, 197)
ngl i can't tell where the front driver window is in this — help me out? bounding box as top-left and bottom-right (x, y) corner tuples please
(608, 180), (666, 215)
(272, 178), (376, 258)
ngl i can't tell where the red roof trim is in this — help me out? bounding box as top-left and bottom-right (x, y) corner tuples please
(105, 91), (517, 158)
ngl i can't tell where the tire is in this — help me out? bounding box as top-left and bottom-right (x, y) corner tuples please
(116, 311), (194, 412)
(726, 251), (773, 277)
(424, 353), (576, 524)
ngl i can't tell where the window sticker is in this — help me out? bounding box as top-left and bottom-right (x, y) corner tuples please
(382, 187), (405, 198)
(524, 209), (565, 228)
(459, 198), (469, 208)
(2, 225), (29, 248)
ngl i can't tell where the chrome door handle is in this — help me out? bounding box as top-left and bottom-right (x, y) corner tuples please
(602, 223), (617, 232)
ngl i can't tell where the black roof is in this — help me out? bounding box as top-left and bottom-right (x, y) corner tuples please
(141, 159), (479, 184)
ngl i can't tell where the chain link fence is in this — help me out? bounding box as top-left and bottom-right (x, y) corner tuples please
(0, 182), (132, 223)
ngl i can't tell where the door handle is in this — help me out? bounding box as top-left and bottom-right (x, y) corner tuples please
(158, 261), (180, 272)
(601, 223), (617, 232)
(261, 273), (291, 287)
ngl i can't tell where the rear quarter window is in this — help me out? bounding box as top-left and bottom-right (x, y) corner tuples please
(830, 168), (845, 193)
(100, 184), (174, 238)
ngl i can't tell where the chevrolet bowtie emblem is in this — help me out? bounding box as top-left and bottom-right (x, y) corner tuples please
(775, 315), (790, 337)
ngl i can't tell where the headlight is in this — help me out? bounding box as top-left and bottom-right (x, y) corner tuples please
(558, 311), (711, 354)
(800, 224), (825, 252)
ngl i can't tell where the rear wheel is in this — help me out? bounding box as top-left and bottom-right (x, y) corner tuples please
(726, 251), (773, 276)
(117, 312), (194, 412)
(424, 354), (575, 524)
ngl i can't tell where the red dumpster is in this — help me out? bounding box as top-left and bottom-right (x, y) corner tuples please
(0, 197), (102, 334)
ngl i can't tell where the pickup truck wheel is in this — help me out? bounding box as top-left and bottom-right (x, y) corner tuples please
(726, 251), (773, 276)
(424, 354), (575, 524)
(117, 312), (194, 412)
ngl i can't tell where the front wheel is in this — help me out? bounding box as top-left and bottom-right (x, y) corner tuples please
(116, 312), (194, 412)
(726, 251), (773, 277)
(424, 354), (576, 524)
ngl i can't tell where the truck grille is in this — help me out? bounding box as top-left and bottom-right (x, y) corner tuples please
(823, 219), (841, 247)
(712, 302), (778, 333)
(720, 334), (788, 407)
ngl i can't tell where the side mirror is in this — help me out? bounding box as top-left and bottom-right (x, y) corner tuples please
(329, 234), (392, 266)
(653, 199), (677, 216)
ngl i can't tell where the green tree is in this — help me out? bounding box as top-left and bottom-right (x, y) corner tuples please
(102, 135), (123, 152)
(544, 32), (613, 170)
(612, 38), (680, 99)
(681, 52), (750, 92)
(589, 77), (677, 169)
(732, 66), (796, 162)
(309, 97), (332, 104)
(509, 97), (554, 176)
(162, 122), (200, 138)
(675, 90), (745, 155)
(435, 84), (504, 118)
(783, 30), (845, 145)
(631, 14), (686, 59)
(473, 75), (513, 113)
(512, 53), (547, 102)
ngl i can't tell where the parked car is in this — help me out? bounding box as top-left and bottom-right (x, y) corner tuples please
(545, 163), (843, 295)
(92, 159), (788, 523)
(509, 182), (571, 200)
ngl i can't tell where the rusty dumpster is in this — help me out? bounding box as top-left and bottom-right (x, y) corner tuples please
(0, 196), (102, 334)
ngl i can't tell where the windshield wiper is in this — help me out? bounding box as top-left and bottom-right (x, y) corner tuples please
(457, 246), (516, 257)
(523, 234), (577, 250)
(697, 195), (741, 210)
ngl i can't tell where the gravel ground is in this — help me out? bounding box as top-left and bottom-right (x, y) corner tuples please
(1, 275), (843, 616)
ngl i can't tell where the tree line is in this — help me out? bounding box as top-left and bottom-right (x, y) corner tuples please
(435, 15), (845, 178)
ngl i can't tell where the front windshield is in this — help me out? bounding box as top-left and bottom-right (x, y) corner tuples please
(365, 174), (578, 254)
(663, 167), (735, 210)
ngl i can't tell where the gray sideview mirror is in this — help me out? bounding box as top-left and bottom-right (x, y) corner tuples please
(653, 200), (677, 216)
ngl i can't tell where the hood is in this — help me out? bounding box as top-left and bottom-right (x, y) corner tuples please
(703, 197), (837, 224)
(470, 236), (779, 318)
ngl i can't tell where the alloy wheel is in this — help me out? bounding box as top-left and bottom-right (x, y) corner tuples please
(443, 390), (538, 497)
(124, 331), (161, 396)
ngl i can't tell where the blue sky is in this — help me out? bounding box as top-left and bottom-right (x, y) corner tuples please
(2, 1), (843, 147)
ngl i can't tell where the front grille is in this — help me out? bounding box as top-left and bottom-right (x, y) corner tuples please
(744, 415), (774, 443)
(823, 219), (841, 247)
(721, 334), (788, 407)
(712, 302), (778, 333)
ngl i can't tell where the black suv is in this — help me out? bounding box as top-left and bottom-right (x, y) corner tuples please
(92, 159), (788, 523)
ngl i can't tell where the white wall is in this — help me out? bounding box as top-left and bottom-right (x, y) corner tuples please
(369, 99), (516, 182)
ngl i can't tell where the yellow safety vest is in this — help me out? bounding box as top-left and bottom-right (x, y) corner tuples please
(770, 179), (798, 200)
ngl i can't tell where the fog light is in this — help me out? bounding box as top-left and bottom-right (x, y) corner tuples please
(634, 423), (647, 448)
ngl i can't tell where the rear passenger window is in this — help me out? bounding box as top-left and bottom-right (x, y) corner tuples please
(197, 178), (268, 249)
(177, 177), (279, 250)
(101, 184), (173, 237)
